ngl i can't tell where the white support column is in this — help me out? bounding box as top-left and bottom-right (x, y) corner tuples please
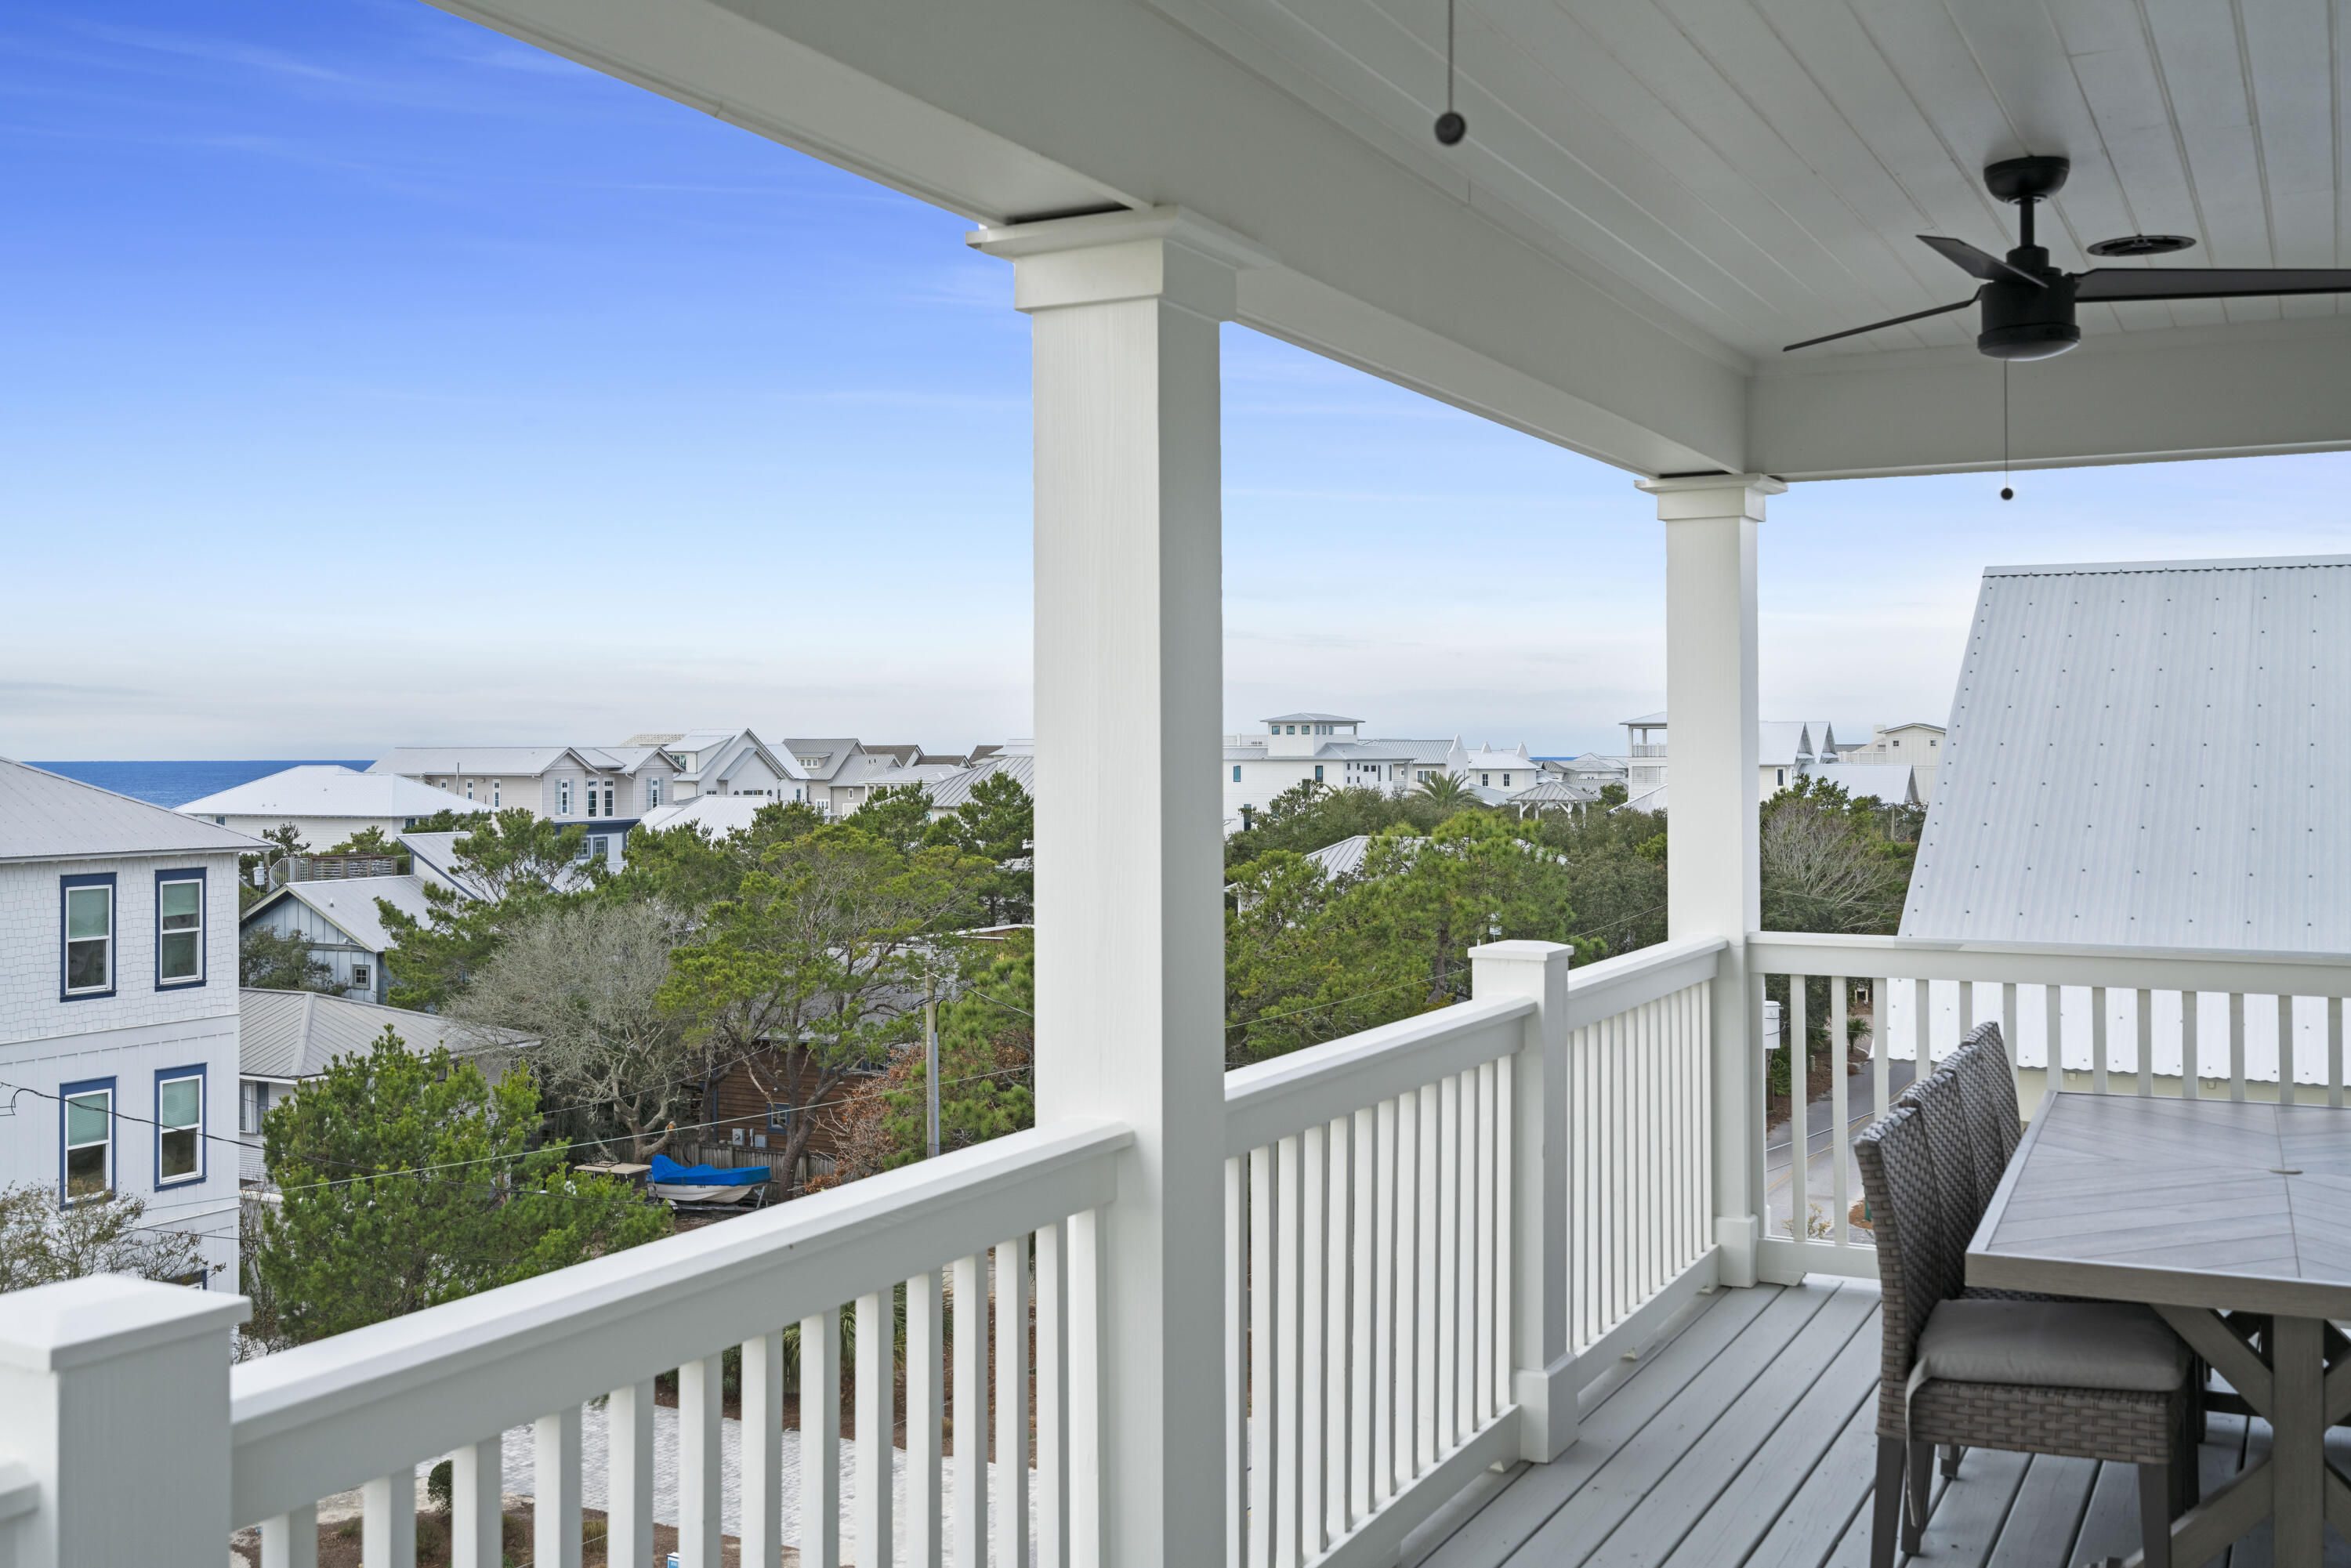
(1637, 473), (1784, 1290)
(1468, 940), (1576, 1461)
(0, 1275), (246, 1568)
(970, 204), (1273, 1568)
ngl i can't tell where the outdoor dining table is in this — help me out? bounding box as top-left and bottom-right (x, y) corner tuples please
(1969, 1091), (2351, 1568)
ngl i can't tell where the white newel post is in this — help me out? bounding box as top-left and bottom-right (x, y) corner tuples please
(0, 1275), (248, 1568)
(972, 205), (1271, 1568)
(1638, 474), (1781, 1290)
(1469, 939), (1576, 1461)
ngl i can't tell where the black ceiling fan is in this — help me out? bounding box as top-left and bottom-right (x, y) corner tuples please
(1785, 155), (2351, 357)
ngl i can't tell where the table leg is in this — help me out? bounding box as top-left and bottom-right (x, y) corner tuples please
(2273, 1315), (2327, 1568)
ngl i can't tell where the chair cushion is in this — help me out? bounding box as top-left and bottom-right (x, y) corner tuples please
(1914, 1299), (2186, 1392)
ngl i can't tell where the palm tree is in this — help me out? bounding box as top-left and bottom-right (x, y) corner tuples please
(1415, 773), (1477, 810)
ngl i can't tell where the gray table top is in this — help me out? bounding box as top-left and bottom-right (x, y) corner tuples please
(1966, 1092), (2351, 1320)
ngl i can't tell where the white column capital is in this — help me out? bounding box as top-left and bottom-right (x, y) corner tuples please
(1636, 473), (1787, 522)
(968, 204), (1275, 317)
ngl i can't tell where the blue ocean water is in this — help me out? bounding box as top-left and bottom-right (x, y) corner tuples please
(26, 761), (379, 809)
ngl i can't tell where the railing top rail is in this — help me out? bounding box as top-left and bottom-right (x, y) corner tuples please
(228, 1117), (1128, 1527)
(1747, 929), (2351, 995)
(1223, 995), (1533, 1157)
(1561, 936), (1726, 1031)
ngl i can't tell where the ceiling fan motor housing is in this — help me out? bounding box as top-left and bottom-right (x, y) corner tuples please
(1977, 246), (2081, 360)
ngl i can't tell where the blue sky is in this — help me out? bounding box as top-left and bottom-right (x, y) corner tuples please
(7, 1), (2350, 760)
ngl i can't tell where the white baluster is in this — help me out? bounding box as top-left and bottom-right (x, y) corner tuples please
(803, 1309), (841, 1568)
(1350, 1104), (1378, 1523)
(950, 1258), (984, 1568)
(1436, 1074), (1460, 1452)
(907, 1270), (944, 1568)
(2092, 986), (2109, 1095)
(744, 1331), (784, 1568)
(1489, 1056), (1512, 1421)
(2137, 990), (2154, 1098)
(2001, 983), (2020, 1099)
(1789, 973), (1809, 1241)
(1037, 1223), (1068, 1568)
(679, 1360), (722, 1568)
(2042, 983), (2060, 1089)
(858, 1295), (895, 1568)
(534, 1405), (582, 1568)
(1274, 1132), (1302, 1568)
(2183, 990), (2201, 1098)
(607, 1380), (656, 1568)
(260, 1504), (318, 1568)
(363, 1471), (416, 1568)
(2280, 995), (2297, 1106)
(1324, 1115), (1352, 1546)
(1067, 1207), (1103, 1568)
(1300, 1124), (1328, 1557)
(1247, 1146), (1275, 1568)
(2231, 992), (2248, 1102)
(1872, 978), (1892, 1135)
(994, 1237), (1030, 1568)
(2331, 997), (2345, 1109)
(1372, 1098), (1399, 1505)
(451, 1433), (501, 1568)
(1830, 976), (1849, 1247)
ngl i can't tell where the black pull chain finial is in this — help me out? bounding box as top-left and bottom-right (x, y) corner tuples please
(1434, 0), (1466, 145)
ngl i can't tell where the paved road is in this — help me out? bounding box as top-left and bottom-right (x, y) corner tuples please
(1762, 1053), (1917, 1240)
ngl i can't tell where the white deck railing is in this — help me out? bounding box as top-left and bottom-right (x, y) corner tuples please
(1748, 932), (2351, 1284)
(231, 1117), (1127, 1568)
(1218, 936), (1724, 1568)
(0, 936), (1733, 1568)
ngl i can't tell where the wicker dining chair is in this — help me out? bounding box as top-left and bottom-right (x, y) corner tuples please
(1857, 1104), (2197, 1568)
(1948, 1023), (2021, 1211)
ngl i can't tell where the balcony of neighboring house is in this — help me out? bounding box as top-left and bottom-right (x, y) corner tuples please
(8, 4), (2351, 1568)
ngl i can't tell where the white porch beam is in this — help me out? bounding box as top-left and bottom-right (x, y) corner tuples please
(1753, 316), (2351, 480)
(1639, 474), (1781, 1290)
(974, 205), (1255, 1567)
(421, 0), (1747, 476)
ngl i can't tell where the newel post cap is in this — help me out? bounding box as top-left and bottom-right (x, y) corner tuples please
(0, 1274), (248, 1373)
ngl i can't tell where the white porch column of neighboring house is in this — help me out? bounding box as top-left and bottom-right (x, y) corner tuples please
(1638, 474), (1783, 1289)
(973, 205), (1271, 1567)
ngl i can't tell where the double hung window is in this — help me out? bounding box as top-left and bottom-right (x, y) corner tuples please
(62, 1082), (112, 1198)
(560, 779), (574, 814)
(61, 875), (114, 998)
(648, 777), (662, 809)
(157, 872), (204, 986)
(156, 1070), (203, 1186)
(491, 780), (501, 808)
(240, 1081), (269, 1135)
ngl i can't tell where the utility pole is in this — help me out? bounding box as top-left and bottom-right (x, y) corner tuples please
(925, 983), (940, 1159)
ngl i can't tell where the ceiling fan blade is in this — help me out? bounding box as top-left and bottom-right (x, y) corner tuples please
(1783, 292), (1980, 353)
(1918, 234), (2045, 288)
(2075, 266), (2351, 302)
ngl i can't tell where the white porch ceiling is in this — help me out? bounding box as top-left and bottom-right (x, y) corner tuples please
(429, 0), (2351, 482)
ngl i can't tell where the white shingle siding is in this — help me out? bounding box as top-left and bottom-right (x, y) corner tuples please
(0, 853), (242, 1045)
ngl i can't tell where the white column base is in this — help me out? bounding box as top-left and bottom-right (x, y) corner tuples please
(1715, 1213), (1762, 1289)
(1514, 1356), (1581, 1462)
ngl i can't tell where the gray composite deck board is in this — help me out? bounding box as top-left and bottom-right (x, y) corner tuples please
(1735, 1392), (1880, 1568)
(1416, 1275), (2317, 1568)
(1982, 1454), (2098, 1568)
(1504, 1284), (1847, 1566)
(1420, 1283), (1780, 1568)
(1592, 1286), (1880, 1568)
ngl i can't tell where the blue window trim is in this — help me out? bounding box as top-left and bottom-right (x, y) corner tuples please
(59, 873), (118, 1001)
(1313, 765), (1324, 783)
(59, 1074), (117, 1203)
(154, 867), (208, 990)
(153, 1063), (207, 1190)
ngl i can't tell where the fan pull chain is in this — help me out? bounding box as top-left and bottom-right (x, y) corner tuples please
(2000, 361), (2013, 501)
(1434, 1), (1466, 145)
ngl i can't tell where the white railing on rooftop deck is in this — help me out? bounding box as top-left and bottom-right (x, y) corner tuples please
(1748, 932), (2351, 1285)
(223, 1117), (1128, 1568)
(1219, 936), (1724, 1568)
(2, 938), (1740, 1568)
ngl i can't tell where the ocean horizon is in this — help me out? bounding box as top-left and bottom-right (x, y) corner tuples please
(27, 760), (379, 809)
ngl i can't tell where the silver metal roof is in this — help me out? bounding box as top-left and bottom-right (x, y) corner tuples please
(0, 759), (265, 864)
(928, 752), (1034, 811)
(179, 765), (490, 820)
(243, 875), (434, 955)
(1903, 555), (2351, 951)
(239, 987), (527, 1081)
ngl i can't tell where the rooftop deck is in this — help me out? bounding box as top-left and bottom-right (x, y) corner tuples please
(1414, 1277), (2350, 1568)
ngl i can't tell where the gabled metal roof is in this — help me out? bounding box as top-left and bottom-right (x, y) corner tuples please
(1903, 555), (2351, 951)
(0, 759), (265, 863)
